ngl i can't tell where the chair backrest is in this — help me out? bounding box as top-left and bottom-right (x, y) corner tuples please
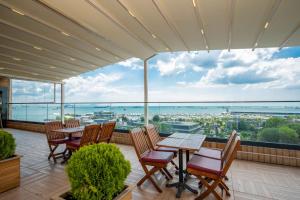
(80, 125), (101, 147)
(222, 130), (237, 161)
(221, 136), (240, 176)
(97, 121), (116, 143)
(45, 121), (64, 141)
(144, 124), (160, 149)
(129, 128), (151, 160)
(65, 119), (80, 128)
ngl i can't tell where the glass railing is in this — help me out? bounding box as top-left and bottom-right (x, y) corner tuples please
(8, 101), (300, 145)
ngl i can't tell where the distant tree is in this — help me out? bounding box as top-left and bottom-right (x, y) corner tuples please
(278, 126), (298, 144)
(258, 126), (298, 144)
(140, 116), (144, 122)
(287, 123), (300, 137)
(264, 117), (287, 128)
(257, 128), (280, 143)
(152, 115), (160, 122)
(121, 116), (129, 122)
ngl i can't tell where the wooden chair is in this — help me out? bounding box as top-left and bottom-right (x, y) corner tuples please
(66, 125), (101, 152)
(97, 121), (116, 143)
(144, 124), (179, 170)
(45, 121), (67, 163)
(130, 128), (174, 193)
(187, 136), (240, 200)
(65, 119), (82, 138)
(194, 130), (237, 161)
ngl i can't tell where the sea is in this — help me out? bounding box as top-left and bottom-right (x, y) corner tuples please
(10, 102), (300, 122)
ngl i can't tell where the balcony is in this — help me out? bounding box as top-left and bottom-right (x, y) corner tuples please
(0, 128), (299, 200)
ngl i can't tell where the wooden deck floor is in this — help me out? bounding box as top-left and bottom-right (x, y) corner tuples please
(0, 128), (299, 200)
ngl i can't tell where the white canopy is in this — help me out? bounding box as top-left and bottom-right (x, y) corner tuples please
(0, 0), (300, 82)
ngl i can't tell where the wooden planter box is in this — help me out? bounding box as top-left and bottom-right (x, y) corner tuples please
(0, 155), (20, 193)
(51, 185), (133, 200)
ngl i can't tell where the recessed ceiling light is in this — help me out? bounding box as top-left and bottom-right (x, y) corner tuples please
(11, 8), (24, 16)
(264, 22), (269, 29)
(13, 57), (21, 61)
(192, 0), (197, 7)
(32, 73), (39, 76)
(201, 29), (204, 35)
(95, 47), (101, 51)
(128, 10), (135, 17)
(165, 47), (169, 51)
(33, 46), (42, 50)
(70, 57), (75, 61)
(61, 31), (70, 36)
(151, 34), (157, 39)
(0, 67), (5, 70)
(72, 71), (77, 74)
(205, 45), (208, 49)
(255, 42), (258, 47)
(50, 66), (56, 69)
(114, 56), (119, 60)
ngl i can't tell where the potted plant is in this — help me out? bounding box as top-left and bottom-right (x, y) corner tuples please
(52, 143), (132, 200)
(0, 130), (20, 193)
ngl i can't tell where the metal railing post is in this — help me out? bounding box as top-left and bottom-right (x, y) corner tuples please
(61, 83), (65, 124)
(144, 54), (156, 126)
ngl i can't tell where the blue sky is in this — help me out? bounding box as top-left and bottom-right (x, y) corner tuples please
(12, 47), (300, 102)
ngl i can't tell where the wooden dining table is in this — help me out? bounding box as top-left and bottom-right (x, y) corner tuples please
(52, 126), (85, 140)
(157, 133), (206, 198)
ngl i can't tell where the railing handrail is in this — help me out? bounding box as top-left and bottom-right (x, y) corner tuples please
(7, 100), (300, 104)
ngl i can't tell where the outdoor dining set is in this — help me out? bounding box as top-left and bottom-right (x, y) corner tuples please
(130, 125), (240, 199)
(44, 119), (240, 199)
(44, 119), (116, 163)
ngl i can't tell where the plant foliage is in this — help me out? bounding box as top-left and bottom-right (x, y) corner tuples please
(66, 143), (131, 200)
(0, 130), (16, 160)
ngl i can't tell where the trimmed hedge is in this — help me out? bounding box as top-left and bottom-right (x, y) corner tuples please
(66, 143), (131, 200)
(0, 130), (16, 160)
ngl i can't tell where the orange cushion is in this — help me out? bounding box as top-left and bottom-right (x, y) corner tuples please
(141, 151), (173, 164)
(194, 147), (222, 160)
(187, 155), (222, 176)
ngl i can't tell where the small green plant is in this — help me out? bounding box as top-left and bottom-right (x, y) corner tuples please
(0, 130), (16, 160)
(66, 143), (131, 200)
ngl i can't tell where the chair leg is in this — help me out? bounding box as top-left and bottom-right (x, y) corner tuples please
(224, 175), (229, 181)
(171, 160), (179, 170)
(197, 176), (223, 200)
(160, 169), (170, 181)
(163, 167), (173, 180)
(138, 165), (162, 193)
(48, 144), (58, 162)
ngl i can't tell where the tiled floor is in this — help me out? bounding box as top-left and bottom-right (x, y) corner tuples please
(0, 128), (299, 200)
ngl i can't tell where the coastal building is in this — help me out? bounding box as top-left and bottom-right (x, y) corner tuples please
(161, 121), (203, 134)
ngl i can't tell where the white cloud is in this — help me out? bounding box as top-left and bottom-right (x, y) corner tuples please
(118, 58), (143, 70)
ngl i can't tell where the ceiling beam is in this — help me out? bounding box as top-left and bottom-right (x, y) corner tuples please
(279, 21), (300, 50)
(193, 0), (209, 52)
(117, 0), (172, 52)
(86, 0), (157, 52)
(252, 0), (282, 51)
(152, 0), (190, 51)
(227, 0), (236, 52)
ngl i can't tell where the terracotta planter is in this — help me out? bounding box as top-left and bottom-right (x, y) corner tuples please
(51, 185), (133, 200)
(0, 155), (21, 193)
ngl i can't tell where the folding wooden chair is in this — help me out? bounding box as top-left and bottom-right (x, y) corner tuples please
(66, 125), (101, 152)
(130, 127), (174, 193)
(65, 119), (82, 138)
(45, 121), (67, 163)
(144, 124), (179, 170)
(187, 136), (240, 200)
(194, 130), (237, 161)
(97, 121), (116, 143)
(194, 130), (237, 182)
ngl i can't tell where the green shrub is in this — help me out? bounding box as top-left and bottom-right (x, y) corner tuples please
(66, 143), (131, 200)
(257, 127), (298, 144)
(0, 130), (16, 160)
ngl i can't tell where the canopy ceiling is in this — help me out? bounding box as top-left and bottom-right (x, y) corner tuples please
(0, 0), (300, 82)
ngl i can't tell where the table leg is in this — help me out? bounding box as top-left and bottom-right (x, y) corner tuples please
(166, 149), (198, 198)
